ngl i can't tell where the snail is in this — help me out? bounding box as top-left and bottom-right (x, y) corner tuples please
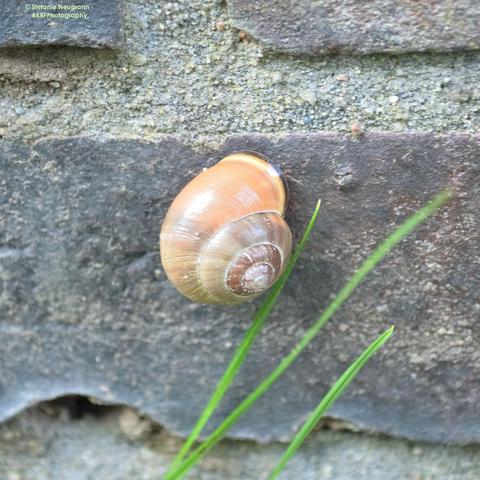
(159, 151), (292, 305)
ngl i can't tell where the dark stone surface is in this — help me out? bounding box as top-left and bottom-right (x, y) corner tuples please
(0, 0), (123, 49)
(0, 133), (479, 444)
(227, 0), (480, 55)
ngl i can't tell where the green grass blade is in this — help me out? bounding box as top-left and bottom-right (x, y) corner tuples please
(166, 200), (322, 472)
(166, 189), (451, 480)
(268, 326), (395, 480)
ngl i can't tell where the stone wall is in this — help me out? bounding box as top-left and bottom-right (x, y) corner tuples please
(0, 0), (479, 478)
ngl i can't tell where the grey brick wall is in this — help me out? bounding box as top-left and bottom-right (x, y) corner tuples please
(0, 1), (479, 477)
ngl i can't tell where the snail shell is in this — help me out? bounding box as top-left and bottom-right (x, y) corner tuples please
(160, 152), (292, 305)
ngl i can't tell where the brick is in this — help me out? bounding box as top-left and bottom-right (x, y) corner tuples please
(0, 0), (123, 49)
(227, 0), (480, 54)
(0, 133), (478, 443)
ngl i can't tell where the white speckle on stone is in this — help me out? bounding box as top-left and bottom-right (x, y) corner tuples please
(130, 53), (148, 66)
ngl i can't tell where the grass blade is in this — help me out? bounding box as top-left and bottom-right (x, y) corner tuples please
(166, 189), (450, 480)
(166, 200), (322, 473)
(268, 326), (395, 480)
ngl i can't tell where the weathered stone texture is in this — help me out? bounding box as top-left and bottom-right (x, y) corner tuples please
(0, 133), (479, 444)
(2, 399), (480, 480)
(0, 0), (123, 49)
(227, 0), (480, 55)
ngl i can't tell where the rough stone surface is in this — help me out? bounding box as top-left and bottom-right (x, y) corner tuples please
(0, 0), (123, 49)
(1, 398), (480, 480)
(1, 0), (479, 142)
(0, 133), (479, 444)
(227, 0), (480, 55)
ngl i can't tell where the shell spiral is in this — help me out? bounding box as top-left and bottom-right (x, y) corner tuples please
(160, 152), (292, 305)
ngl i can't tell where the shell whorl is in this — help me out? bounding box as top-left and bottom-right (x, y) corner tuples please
(198, 212), (291, 304)
(160, 152), (292, 305)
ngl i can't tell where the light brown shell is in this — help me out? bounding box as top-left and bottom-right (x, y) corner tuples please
(160, 152), (292, 305)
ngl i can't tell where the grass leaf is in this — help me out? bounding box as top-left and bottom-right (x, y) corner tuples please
(267, 325), (394, 480)
(166, 200), (322, 473)
(166, 189), (451, 480)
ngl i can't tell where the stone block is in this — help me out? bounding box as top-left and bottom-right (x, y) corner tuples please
(0, 0), (123, 49)
(0, 133), (478, 443)
(227, 0), (480, 54)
